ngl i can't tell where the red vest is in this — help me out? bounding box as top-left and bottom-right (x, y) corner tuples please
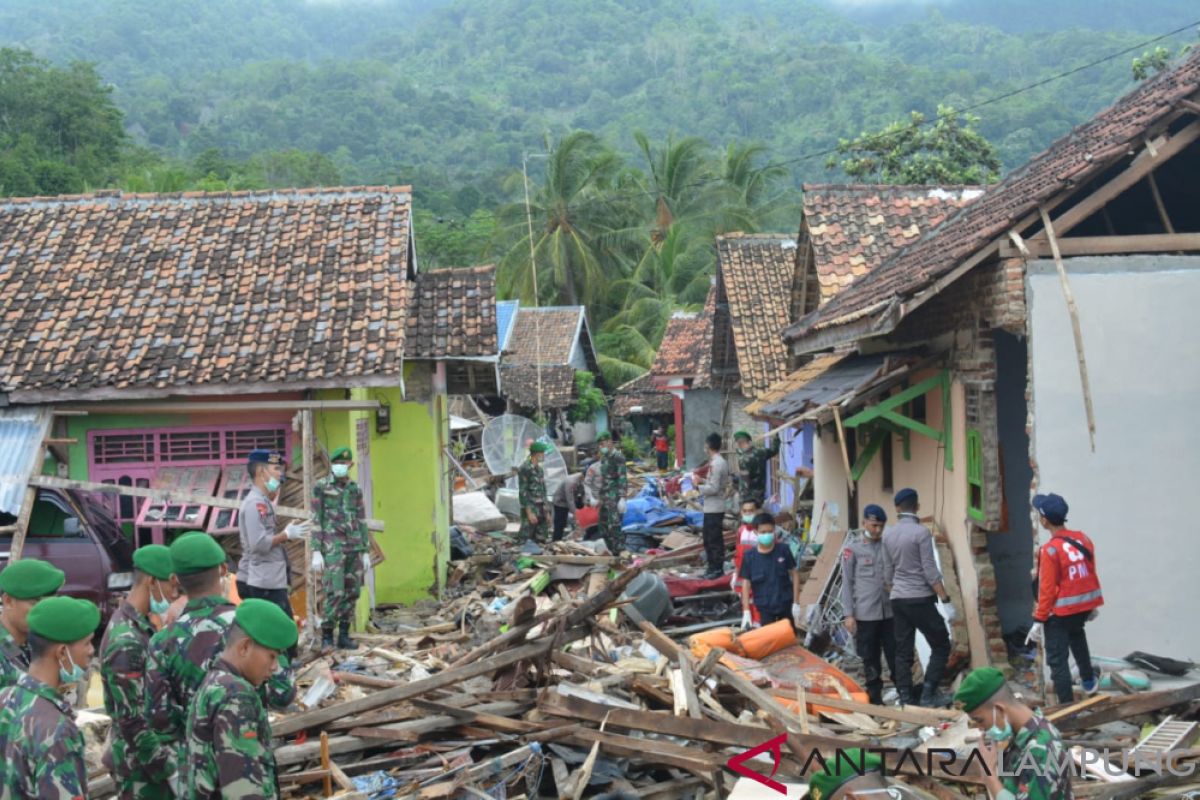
(1035, 529), (1103, 621)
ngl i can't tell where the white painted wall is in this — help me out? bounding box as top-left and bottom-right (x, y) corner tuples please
(1028, 255), (1200, 660)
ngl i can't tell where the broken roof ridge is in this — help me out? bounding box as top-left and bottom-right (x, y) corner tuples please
(802, 182), (987, 193)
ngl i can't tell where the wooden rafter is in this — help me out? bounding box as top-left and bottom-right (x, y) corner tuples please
(843, 371), (953, 471)
(1000, 232), (1200, 259)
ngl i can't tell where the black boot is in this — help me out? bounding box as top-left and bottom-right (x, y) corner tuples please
(337, 621), (357, 650)
(321, 627), (335, 649)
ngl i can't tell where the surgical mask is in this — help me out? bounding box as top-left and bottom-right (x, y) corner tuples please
(149, 580), (171, 617)
(986, 707), (1014, 746)
(331, 464), (350, 479)
(265, 476), (281, 493)
(742, 514), (756, 524)
(59, 649), (86, 685)
(757, 532), (775, 547)
(599, 447), (609, 455)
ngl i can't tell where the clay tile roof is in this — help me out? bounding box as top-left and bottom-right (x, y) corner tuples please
(787, 50), (1200, 344)
(406, 265), (497, 359)
(715, 233), (796, 399)
(499, 364), (577, 409)
(801, 184), (982, 305)
(651, 285), (715, 386)
(504, 307), (583, 366)
(0, 186), (413, 399)
(611, 372), (674, 416)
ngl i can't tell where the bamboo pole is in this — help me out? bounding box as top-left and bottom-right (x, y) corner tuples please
(1039, 206), (1097, 451)
(832, 407), (855, 493)
(302, 410), (319, 649)
(9, 488), (37, 562)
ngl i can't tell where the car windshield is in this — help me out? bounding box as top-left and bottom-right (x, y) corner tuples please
(68, 490), (134, 567)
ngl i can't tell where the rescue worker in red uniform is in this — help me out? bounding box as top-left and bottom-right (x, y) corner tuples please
(1026, 493), (1103, 704)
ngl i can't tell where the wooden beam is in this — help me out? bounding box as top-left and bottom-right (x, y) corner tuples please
(793, 692), (961, 725)
(302, 409), (318, 645)
(1181, 98), (1200, 116)
(1146, 173), (1176, 233)
(675, 654), (702, 720)
(9, 487), (37, 561)
(1039, 206), (1097, 451)
(832, 407), (855, 494)
(1001, 232), (1200, 259)
(555, 728), (724, 777)
(1030, 120), (1200, 241)
(1057, 683), (1200, 732)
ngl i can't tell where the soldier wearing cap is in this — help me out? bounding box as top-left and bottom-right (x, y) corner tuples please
(310, 446), (369, 651)
(517, 441), (551, 542)
(0, 595), (98, 799)
(732, 429), (780, 508)
(881, 488), (954, 707)
(100, 545), (179, 800)
(237, 449), (308, 646)
(183, 598), (298, 799)
(1027, 493), (1102, 705)
(0, 558), (64, 690)
(841, 504), (897, 706)
(804, 748), (939, 800)
(596, 431), (628, 555)
(955, 666), (1073, 800)
(145, 533), (295, 795)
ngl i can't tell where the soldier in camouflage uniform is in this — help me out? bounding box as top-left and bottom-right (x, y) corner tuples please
(0, 595), (98, 799)
(183, 599), (298, 800)
(517, 441), (550, 542)
(100, 545), (178, 800)
(144, 533), (295, 795)
(956, 667), (1074, 800)
(311, 446), (370, 650)
(596, 431), (628, 555)
(733, 430), (780, 508)
(0, 558), (65, 691)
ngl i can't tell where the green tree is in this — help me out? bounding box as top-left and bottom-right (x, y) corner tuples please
(827, 105), (1002, 185)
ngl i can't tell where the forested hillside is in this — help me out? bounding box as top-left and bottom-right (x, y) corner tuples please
(1, 0), (1195, 384)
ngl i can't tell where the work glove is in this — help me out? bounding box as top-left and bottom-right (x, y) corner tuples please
(792, 603), (803, 627)
(617, 498), (627, 514)
(1087, 608), (1100, 622)
(943, 603), (958, 623)
(740, 610), (752, 630)
(729, 572), (738, 591)
(362, 553), (372, 574)
(311, 551), (325, 573)
(285, 521), (311, 540)
(1025, 621), (1044, 646)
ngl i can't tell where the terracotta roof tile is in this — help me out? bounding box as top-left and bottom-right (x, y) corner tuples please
(714, 233), (796, 399)
(800, 185), (982, 305)
(406, 265), (497, 359)
(651, 285), (715, 386)
(611, 372), (674, 416)
(0, 187), (414, 398)
(788, 50), (1200, 343)
(504, 307), (583, 366)
(500, 364), (577, 409)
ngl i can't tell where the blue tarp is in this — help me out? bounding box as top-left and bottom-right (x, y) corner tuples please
(622, 477), (703, 528)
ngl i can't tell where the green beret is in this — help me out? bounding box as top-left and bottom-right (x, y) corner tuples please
(133, 545), (175, 581)
(953, 666), (1007, 712)
(330, 447), (352, 462)
(235, 598), (299, 651)
(596, 431), (613, 442)
(808, 749), (883, 800)
(28, 596), (100, 643)
(0, 559), (65, 600)
(169, 533), (227, 576)
(529, 441), (550, 454)
(733, 430), (752, 441)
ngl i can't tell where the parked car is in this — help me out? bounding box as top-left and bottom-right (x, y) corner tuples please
(0, 488), (135, 626)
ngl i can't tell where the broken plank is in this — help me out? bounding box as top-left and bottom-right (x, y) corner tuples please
(801, 693), (962, 725)
(1058, 683), (1200, 732)
(410, 699), (540, 734)
(559, 728), (724, 776)
(631, 675), (676, 708)
(695, 647), (724, 678)
(1045, 694), (1113, 725)
(343, 700), (527, 742)
(676, 652), (703, 720)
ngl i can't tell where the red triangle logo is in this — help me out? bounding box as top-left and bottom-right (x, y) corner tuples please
(726, 733), (789, 795)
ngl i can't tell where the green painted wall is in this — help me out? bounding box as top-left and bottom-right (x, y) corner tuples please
(65, 413), (181, 479)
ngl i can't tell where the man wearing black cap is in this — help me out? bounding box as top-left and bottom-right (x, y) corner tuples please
(841, 504), (897, 705)
(881, 488), (954, 706)
(1028, 492), (1103, 704)
(237, 449), (309, 643)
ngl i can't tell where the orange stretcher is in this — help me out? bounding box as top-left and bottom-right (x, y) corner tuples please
(689, 619), (869, 715)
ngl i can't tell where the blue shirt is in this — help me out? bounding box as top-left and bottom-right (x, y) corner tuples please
(739, 544), (797, 613)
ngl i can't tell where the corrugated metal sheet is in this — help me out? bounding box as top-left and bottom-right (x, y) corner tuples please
(755, 356), (887, 421)
(496, 300), (519, 354)
(0, 407), (51, 517)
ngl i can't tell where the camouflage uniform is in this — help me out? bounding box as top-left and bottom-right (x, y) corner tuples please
(0, 624), (28, 691)
(517, 456), (549, 542)
(998, 709), (1074, 800)
(0, 672), (87, 799)
(598, 448), (628, 554)
(182, 658), (278, 800)
(100, 600), (168, 799)
(311, 475), (369, 625)
(736, 437), (780, 507)
(144, 595), (294, 793)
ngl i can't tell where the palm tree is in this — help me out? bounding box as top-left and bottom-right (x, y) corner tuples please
(721, 141), (791, 230)
(495, 131), (642, 308)
(634, 131), (722, 245)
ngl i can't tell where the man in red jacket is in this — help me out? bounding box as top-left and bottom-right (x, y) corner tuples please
(1027, 493), (1103, 704)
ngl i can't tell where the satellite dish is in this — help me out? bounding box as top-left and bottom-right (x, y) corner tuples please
(482, 414), (568, 497)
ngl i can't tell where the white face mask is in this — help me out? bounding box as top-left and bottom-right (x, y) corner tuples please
(331, 463), (350, 479)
